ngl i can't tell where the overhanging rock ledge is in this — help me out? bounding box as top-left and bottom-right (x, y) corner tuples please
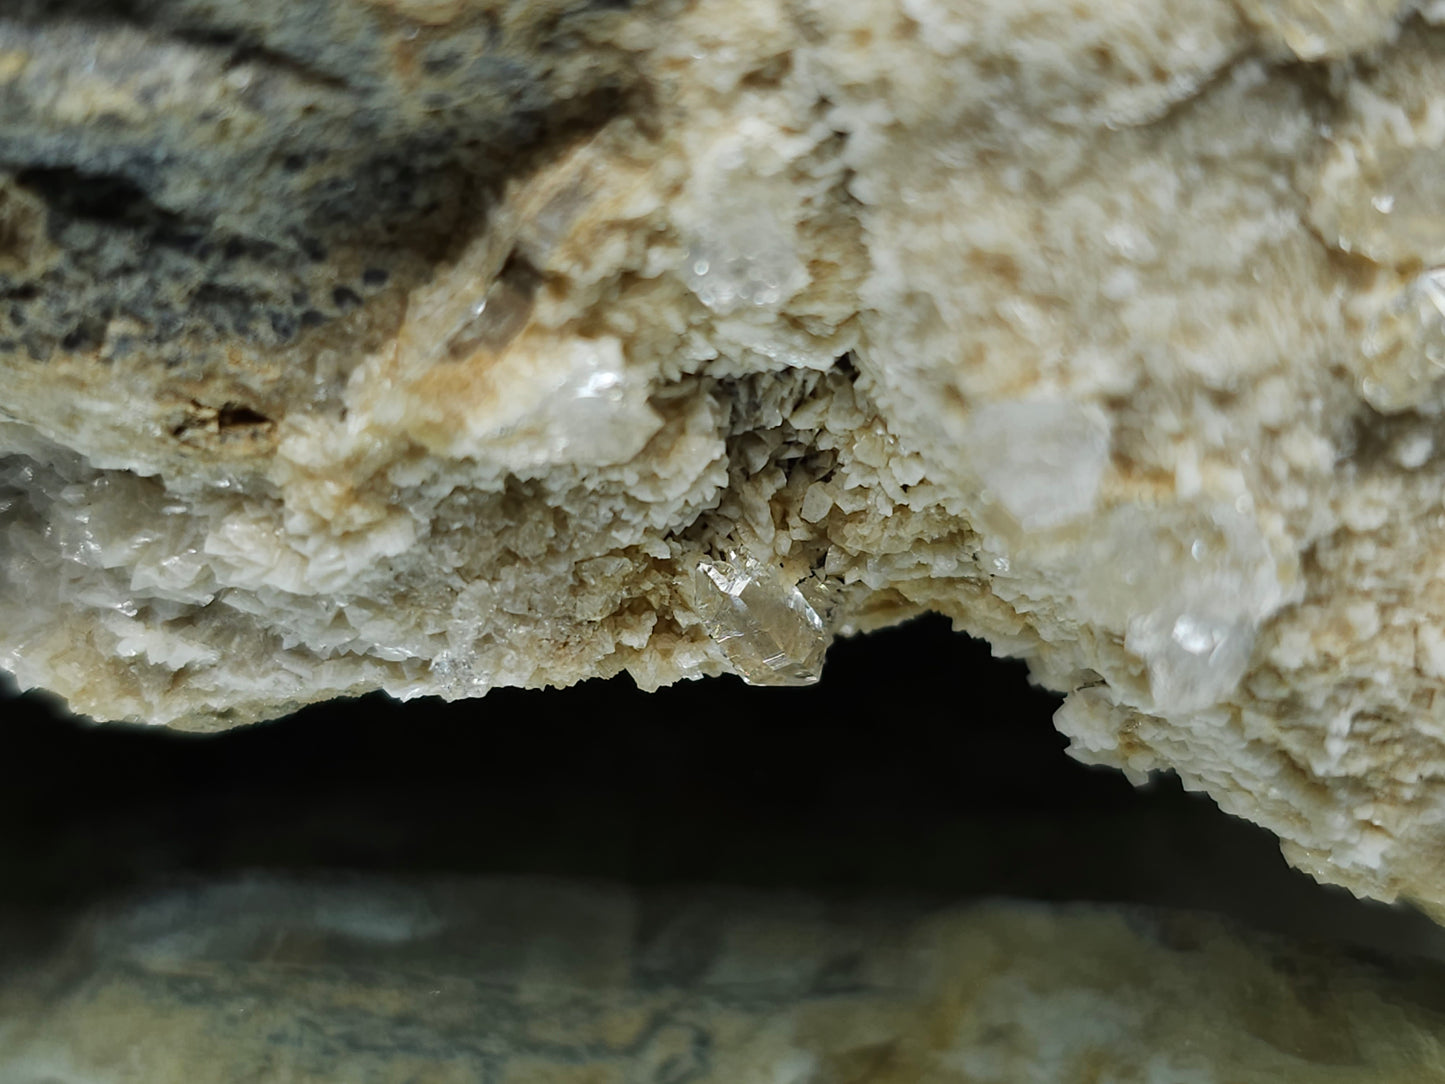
(4, 0), (1445, 913)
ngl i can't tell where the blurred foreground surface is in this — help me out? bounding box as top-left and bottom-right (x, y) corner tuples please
(5, 877), (1445, 1083)
(5, 621), (1445, 1080)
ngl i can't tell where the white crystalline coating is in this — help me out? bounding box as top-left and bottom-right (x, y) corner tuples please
(1308, 32), (1445, 267)
(799, 483), (833, 524)
(686, 215), (807, 315)
(962, 398), (1112, 530)
(691, 554), (828, 686)
(677, 121), (811, 317)
(531, 341), (659, 464)
(1392, 428), (1435, 469)
(1317, 134), (1445, 266)
(1170, 612), (1234, 656)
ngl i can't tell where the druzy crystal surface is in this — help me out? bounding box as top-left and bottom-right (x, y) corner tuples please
(12, 0), (1445, 916)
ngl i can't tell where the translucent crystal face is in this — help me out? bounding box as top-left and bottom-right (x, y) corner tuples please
(428, 651), (491, 699)
(690, 553), (829, 686)
(437, 335), (662, 470)
(1077, 503), (1284, 714)
(962, 398), (1112, 530)
(1359, 268), (1445, 413)
(1328, 145), (1445, 267)
(443, 271), (538, 360)
(1126, 609), (1258, 715)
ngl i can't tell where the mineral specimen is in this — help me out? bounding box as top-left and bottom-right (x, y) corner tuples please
(4, 877), (1445, 1083)
(690, 550), (830, 686)
(8, 0), (1445, 914)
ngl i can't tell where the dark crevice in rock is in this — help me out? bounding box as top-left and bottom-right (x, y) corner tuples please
(216, 403), (272, 430)
(1, 1), (144, 21)
(187, 33), (354, 93)
(13, 167), (152, 225)
(59, 315), (108, 354)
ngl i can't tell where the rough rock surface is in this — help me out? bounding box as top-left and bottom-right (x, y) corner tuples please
(6, 1), (1445, 911)
(5, 877), (1445, 1082)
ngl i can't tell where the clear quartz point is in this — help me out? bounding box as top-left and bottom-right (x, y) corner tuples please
(691, 553), (830, 686)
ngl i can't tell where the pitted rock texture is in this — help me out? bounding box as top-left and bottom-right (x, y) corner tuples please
(4, 878), (1445, 1083)
(7, 0), (1445, 912)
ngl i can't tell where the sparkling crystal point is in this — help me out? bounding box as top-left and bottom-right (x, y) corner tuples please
(1127, 608), (1256, 714)
(1079, 503), (1282, 714)
(691, 553), (829, 686)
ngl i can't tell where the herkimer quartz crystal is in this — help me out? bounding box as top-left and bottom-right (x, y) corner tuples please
(10, 0), (1445, 915)
(690, 551), (830, 686)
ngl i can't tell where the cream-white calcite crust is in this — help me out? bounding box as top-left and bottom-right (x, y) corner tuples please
(5, 1), (1445, 910)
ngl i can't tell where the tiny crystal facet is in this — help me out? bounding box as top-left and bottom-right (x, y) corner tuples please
(691, 554), (828, 687)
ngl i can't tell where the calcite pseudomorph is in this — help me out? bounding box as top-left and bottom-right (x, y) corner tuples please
(7, 1), (1445, 913)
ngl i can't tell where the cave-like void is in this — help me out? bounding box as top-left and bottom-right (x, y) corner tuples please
(5, 619), (1445, 1081)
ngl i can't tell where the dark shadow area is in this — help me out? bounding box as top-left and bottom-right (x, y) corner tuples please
(3, 614), (1442, 961)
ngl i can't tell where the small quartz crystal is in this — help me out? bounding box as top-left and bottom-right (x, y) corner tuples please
(691, 552), (829, 686)
(444, 259), (541, 360)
